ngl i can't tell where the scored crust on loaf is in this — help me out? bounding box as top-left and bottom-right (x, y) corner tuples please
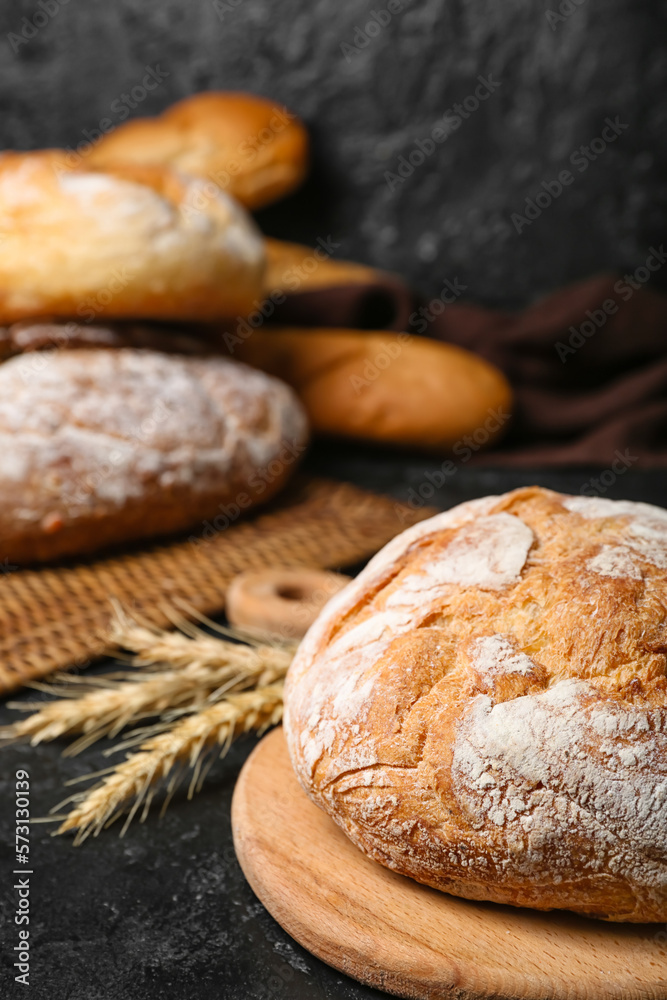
(0, 348), (308, 563)
(284, 487), (667, 921)
(0, 151), (265, 323)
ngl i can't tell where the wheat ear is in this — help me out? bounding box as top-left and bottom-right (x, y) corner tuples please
(1, 615), (292, 753)
(107, 604), (294, 675)
(55, 683), (284, 844)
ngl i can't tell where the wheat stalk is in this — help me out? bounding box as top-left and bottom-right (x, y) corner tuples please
(1, 614), (293, 754)
(107, 603), (294, 675)
(54, 683), (284, 844)
(1, 605), (292, 840)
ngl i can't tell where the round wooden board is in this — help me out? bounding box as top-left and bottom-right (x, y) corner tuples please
(232, 727), (667, 1000)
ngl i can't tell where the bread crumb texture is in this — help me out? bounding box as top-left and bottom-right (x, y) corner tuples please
(284, 487), (667, 921)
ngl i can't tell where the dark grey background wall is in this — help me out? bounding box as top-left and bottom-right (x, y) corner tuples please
(0, 0), (665, 307)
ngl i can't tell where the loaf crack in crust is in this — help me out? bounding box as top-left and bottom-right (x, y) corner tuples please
(284, 488), (667, 921)
(0, 348), (308, 563)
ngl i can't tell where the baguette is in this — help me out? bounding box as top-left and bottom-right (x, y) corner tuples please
(264, 238), (382, 295)
(230, 327), (512, 451)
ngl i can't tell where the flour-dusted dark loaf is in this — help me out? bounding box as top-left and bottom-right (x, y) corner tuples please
(284, 487), (667, 921)
(0, 348), (308, 564)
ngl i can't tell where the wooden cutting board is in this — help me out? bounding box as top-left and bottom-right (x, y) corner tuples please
(232, 727), (667, 1000)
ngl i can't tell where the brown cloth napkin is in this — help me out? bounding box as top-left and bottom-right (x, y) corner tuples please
(271, 268), (667, 467)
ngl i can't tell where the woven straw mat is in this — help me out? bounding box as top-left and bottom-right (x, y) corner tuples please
(0, 477), (434, 695)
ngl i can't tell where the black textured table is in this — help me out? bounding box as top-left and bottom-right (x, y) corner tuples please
(1, 449), (665, 1000)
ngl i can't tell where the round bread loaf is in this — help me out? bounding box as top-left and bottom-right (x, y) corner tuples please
(285, 487), (667, 922)
(0, 151), (265, 323)
(87, 91), (309, 209)
(0, 348), (307, 563)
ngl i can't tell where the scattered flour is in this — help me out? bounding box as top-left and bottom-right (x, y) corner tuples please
(452, 678), (667, 887)
(469, 634), (538, 677)
(586, 545), (642, 580)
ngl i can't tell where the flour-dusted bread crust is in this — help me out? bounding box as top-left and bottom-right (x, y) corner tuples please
(87, 91), (309, 210)
(284, 487), (667, 921)
(0, 151), (265, 323)
(0, 348), (308, 563)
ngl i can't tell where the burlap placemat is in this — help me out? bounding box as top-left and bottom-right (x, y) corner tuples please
(0, 477), (432, 695)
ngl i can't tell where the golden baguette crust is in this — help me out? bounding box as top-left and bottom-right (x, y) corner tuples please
(0, 348), (307, 564)
(285, 487), (667, 921)
(264, 239), (382, 294)
(87, 91), (309, 209)
(0, 152), (265, 323)
(231, 327), (512, 451)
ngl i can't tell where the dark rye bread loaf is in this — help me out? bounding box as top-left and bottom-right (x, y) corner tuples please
(285, 487), (667, 922)
(0, 347), (307, 564)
